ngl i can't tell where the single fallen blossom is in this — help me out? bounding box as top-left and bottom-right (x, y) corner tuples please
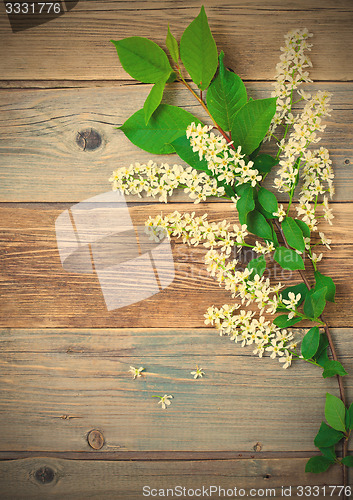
(191, 366), (205, 379)
(152, 394), (173, 409)
(129, 366), (145, 379)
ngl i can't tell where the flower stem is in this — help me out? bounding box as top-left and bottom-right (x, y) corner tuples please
(273, 218), (347, 488)
(175, 65), (234, 147)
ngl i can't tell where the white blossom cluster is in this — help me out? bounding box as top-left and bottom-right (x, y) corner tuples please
(205, 304), (296, 369)
(145, 210), (248, 254)
(186, 123), (262, 187)
(204, 249), (282, 314)
(109, 160), (225, 204)
(267, 28), (313, 139)
(274, 90), (332, 196)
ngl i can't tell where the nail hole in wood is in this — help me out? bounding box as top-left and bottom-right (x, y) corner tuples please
(264, 473), (272, 480)
(87, 429), (105, 450)
(345, 159), (350, 165)
(76, 129), (102, 151)
(34, 466), (55, 484)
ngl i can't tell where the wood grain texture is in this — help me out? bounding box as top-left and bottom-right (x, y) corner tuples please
(0, 83), (352, 202)
(0, 327), (352, 453)
(0, 0), (352, 81)
(1, 202), (352, 328)
(0, 457), (348, 500)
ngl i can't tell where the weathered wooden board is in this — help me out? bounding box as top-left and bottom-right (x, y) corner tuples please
(0, 0), (352, 82)
(0, 328), (352, 453)
(1, 202), (352, 328)
(0, 457), (347, 500)
(0, 83), (352, 202)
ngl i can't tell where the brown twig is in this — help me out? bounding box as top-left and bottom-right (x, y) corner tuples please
(273, 218), (347, 492)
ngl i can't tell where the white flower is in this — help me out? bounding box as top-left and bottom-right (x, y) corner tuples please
(279, 350), (293, 369)
(191, 366), (205, 379)
(319, 231), (331, 249)
(154, 394), (173, 409)
(273, 204), (286, 222)
(310, 252), (323, 264)
(129, 366), (144, 379)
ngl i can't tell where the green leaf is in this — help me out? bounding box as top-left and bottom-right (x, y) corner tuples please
(303, 287), (327, 320)
(111, 37), (173, 83)
(341, 456), (353, 468)
(305, 456), (334, 473)
(314, 421), (344, 448)
(166, 25), (179, 63)
(252, 154), (278, 174)
(246, 210), (274, 241)
(282, 216), (305, 253)
(314, 271), (336, 303)
(325, 393), (346, 432)
(313, 334), (330, 368)
(119, 104), (201, 155)
(322, 360), (348, 379)
(273, 314), (302, 328)
(179, 6), (218, 90)
(171, 135), (211, 173)
(171, 135), (234, 199)
(319, 446), (336, 461)
(257, 187), (278, 215)
(231, 98), (277, 155)
(346, 403), (353, 430)
(249, 142), (262, 160)
(237, 184), (255, 225)
(274, 246), (305, 271)
(317, 348), (330, 368)
(143, 77), (168, 124)
(301, 326), (320, 359)
(206, 51), (247, 131)
(280, 283), (308, 307)
(295, 218), (311, 238)
(247, 255), (266, 279)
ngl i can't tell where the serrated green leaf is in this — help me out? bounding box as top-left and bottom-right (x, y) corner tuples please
(280, 283), (308, 306)
(314, 421), (344, 448)
(313, 334), (330, 368)
(319, 446), (337, 461)
(303, 287), (327, 320)
(119, 104), (201, 155)
(325, 393), (346, 432)
(317, 348), (330, 368)
(282, 216), (305, 252)
(346, 403), (353, 430)
(231, 98), (277, 155)
(257, 187), (278, 215)
(180, 6), (218, 90)
(171, 135), (211, 172)
(314, 270), (336, 303)
(301, 326), (320, 359)
(273, 314), (302, 328)
(295, 218), (311, 238)
(171, 135), (234, 199)
(341, 456), (353, 468)
(305, 456), (334, 473)
(246, 210), (274, 241)
(206, 51), (247, 131)
(252, 154), (278, 174)
(322, 360), (348, 379)
(143, 77), (169, 124)
(111, 37), (172, 83)
(166, 25), (179, 63)
(247, 255), (266, 279)
(237, 184), (255, 225)
(274, 246), (305, 270)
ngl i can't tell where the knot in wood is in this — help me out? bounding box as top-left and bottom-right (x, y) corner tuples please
(253, 441), (263, 452)
(76, 129), (102, 151)
(87, 429), (105, 450)
(34, 466), (55, 484)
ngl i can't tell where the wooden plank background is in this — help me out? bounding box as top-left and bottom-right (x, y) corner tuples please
(1, 0), (353, 498)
